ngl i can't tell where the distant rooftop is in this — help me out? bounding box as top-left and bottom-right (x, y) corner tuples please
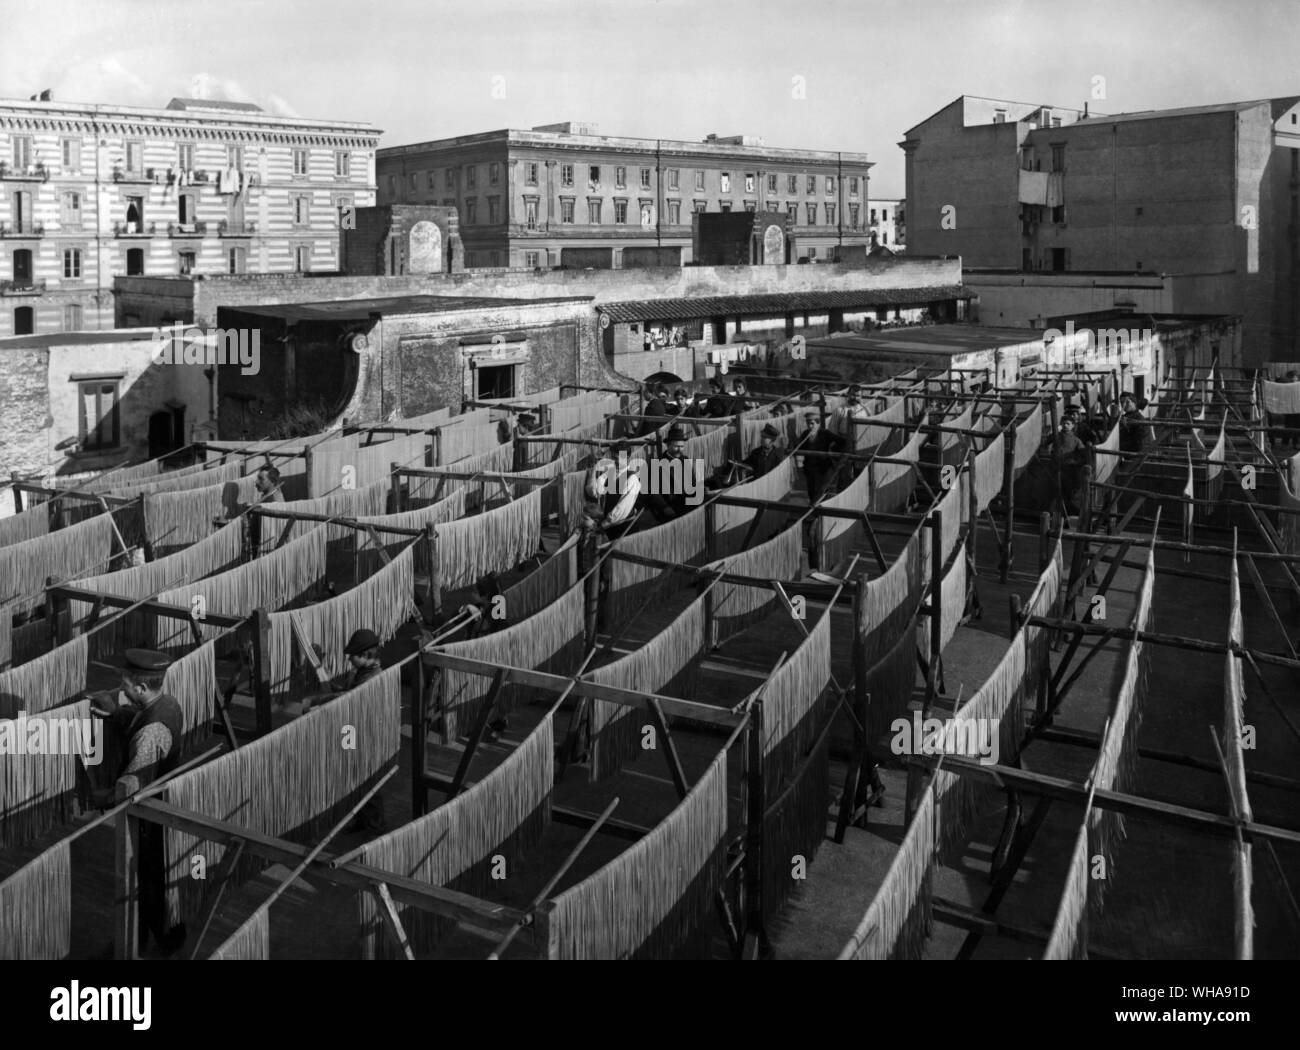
(227, 293), (593, 324)
(166, 97), (264, 113)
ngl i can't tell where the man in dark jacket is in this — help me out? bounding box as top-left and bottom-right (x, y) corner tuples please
(1055, 415), (1091, 515)
(705, 379), (732, 418)
(642, 425), (693, 522)
(741, 423), (785, 479)
(639, 385), (669, 437)
(798, 410), (844, 502)
(1118, 394), (1151, 455)
(92, 649), (188, 955)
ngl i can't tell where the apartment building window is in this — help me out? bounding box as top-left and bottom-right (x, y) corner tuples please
(870, 208), (877, 223)
(13, 306), (34, 335)
(489, 162), (500, 185)
(178, 192), (197, 225)
(295, 245), (311, 273)
(525, 162), (538, 185)
(293, 194), (310, 226)
(126, 248), (144, 276)
(805, 203), (817, 225)
(336, 151), (351, 178)
(12, 135), (32, 170)
(63, 248), (83, 279)
(61, 191), (83, 229)
(882, 208), (889, 221)
(426, 170), (437, 189)
(694, 170), (705, 191)
(77, 378), (121, 450)
(588, 199), (602, 224)
(228, 247), (247, 274)
(616, 166), (627, 189)
(386, 174), (396, 197)
(465, 198), (477, 224)
(408, 173), (418, 193)
(560, 198), (575, 223)
(994, 109), (1007, 124)
(667, 168), (679, 190)
(445, 169), (456, 189)
(124, 195), (143, 230)
(745, 174), (755, 193)
(881, 231), (889, 244)
(693, 199), (707, 213)
(178, 250), (196, 275)
(1052, 117), (1062, 128)
(525, 251), (540, 268)
(826, 176), (836, 194)
(640, 202), (653, 226)
(720, 172), (731, 193)
(61, 138), (81, 172)
(488, 196), (501, 223)
(807, 247), (817, 260)
(806, 175), (816, 194)
(744, 201), (756, 212)
(227, 145), (244, 171)
(293, 149), (309, 176)
(63, 304), (83, 331)
(1052, 204), (1067, 224)
(767, 173), (778, 193)
(666, 199), (680, 224)
(466, 165), (478, 188)
(787, 174), (797, 194)
(524, 197), (539, 230)
(849, 203), (860, 228)
(614, 199), (628, 224)
(560, 164), (573, 187)
(125, 141), (143, 173)
(587, 165), (599, 186)
(442, 198), (455, 207)
(1051, 247), (1069, 272)
(786, 202), (798, 222)
(640, 167), (652, 189)
(719, 201), (732, 213)
(825, 203), (836, 225)
(178, 143), (194, 170)
(1051, 144), (1065, 172)
(848, 176), (859, 196)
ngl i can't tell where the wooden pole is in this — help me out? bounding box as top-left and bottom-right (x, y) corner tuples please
(251, 607), (273, 735)
(1001, 422), (1017, 582)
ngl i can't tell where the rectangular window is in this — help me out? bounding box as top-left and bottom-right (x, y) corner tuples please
(826, 176), (837, 194)
(12, 135), (32, 170)
(720, 172), (731, 193)
(78, 379), (121, 450)
(525, 162), (538, 185)
(63, 303), (83, 331)
(228, 246), (246, 274)
(178, 193), (197, 225)
(295, 245), (311, 273)
(767, 173), (778, 193)
(560, 198), (575, 223)
(694, 170), (705, 191)
(524, 197), (539, 230)
(488, 196), (501, 224)
(849, 203), (860, 227)
(640, 167), (652, 189)
(744, 201), (756, 212)
(615, 199), (628, 223)
(178, 143), (194, 170)
(785, 202), (797, 221)
(1051, 144), (1065, 172)
(667, 168), (679, 190)
(745, 173), (755, 193)
(825, 203), (836, 225)
(61, 138), (81, 172)
(178, 250), (196, 275)
(806, 203), (817, 225)
(293, 195), (310, 225)
(466, 165), (477, 188)
(560, 164), (573, 187)
(408, 173), (417, 192)
(445, 169), (456, 189)
(616, 166), (627, 188)
(588, 199), (601, 224)
(61, 191), (82, 228)
(63, 248), (82, 278)
(227, 145), (244, 171)
(882, 208), (889, 221)
(588, 165), (599, 185)
(870, 208), (877, 222)
(1052, 204), (1066, 224)
(489, 162), (500, 185)
(525, 251), (540, 268)
(720, 201), (732, 212)
(426, 170), (437, 189)
(693, 199), (707, 213)
(849, 176), (859, 196)
(667, 199), (680, 224)
(806, 175), (816, 194)
(336, 151), (351, 178)
(465, 198), (477, 224)
(787, 174), (797, 194)
(994, 109), (1007, 124)
(386, 174), (396, 196)
(125, 141), (143, 173)
(293, 149), (309, 176)
(808, 247), (817, 260)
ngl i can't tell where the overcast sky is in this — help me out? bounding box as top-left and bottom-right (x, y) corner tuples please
(3, 0), (1297, 197)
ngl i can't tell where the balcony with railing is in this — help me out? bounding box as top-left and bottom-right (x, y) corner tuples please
(114, 221), (157, 238)
(0, 220), (45, 237)
(0, 278), (47, 295)
(217, 219), (257, 237)
(167, 221), (209, 238)
(112, 166), (158, 185)
(0, 161), (50, 182)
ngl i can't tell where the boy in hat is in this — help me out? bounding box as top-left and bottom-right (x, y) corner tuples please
(643, 424), (693, 522)
(91, 649), (188, 955)
(798, 410), (844, 502)
(741, 422), (785, 479)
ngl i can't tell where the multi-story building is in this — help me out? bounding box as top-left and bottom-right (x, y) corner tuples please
(901, 94), (1300, 363)
(867, 198), (904, 249)
(0, 95), (379, 336)
(376, 123), (872, 269)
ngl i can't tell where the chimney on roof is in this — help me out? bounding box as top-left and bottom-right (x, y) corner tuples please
(1082, 102), (1088, 119)
(40, 89), (53, 101)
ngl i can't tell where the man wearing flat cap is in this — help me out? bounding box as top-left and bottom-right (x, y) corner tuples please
(91, 648), (187, 954)
(797, 410), (844, 502)
(741, 422), (785, 480)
